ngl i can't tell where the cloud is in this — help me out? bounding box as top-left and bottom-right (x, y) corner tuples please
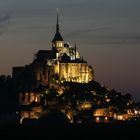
(64, 27), (112, 39)
(0, 15), (10, 23)
(93, 34), (140, 45)
(0, 11), (14, 36)
(64, 26), (140, 45)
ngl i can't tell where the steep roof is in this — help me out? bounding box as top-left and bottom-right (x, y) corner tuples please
(52, 31), (64, 42)
(36, 50), (55, 60)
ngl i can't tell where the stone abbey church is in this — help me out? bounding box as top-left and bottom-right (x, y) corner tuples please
(13, 14), (94, 89)
(12, 13), (94, 121)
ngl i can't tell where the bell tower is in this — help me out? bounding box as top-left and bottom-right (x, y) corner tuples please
(52, 9), (64, 50)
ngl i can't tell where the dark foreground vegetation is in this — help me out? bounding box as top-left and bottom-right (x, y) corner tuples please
(0, 122), (140, 139)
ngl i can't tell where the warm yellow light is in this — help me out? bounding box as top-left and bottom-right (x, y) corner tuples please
(105, 117), (108, 120)
(106, 99), (110, 102)
(117, 115), (123, 120)
(96, 117), (100, 121)
(20, 117), (24, 124)
(134, 110), (138, 115)
(35, 97), (38, 102)
(81, 102), (92, 109)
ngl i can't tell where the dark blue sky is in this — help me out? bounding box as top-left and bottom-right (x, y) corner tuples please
(0, 0), (140, 101)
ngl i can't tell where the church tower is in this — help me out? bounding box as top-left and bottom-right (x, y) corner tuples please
(52, 10), (64, 50)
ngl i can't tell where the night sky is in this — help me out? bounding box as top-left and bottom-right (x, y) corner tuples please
(0, 0), (140, 101)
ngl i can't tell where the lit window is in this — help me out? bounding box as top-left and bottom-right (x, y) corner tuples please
(117, 115), (123, 120)
(105, 117), (108, 120)
(57, 42), (63, 47)
(96, 117), (100, 121)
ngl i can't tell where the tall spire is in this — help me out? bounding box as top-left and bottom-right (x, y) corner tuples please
(52, 9), (63, 43)
(56, 8), (59, 32)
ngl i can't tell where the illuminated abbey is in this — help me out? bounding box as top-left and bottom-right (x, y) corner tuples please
(34, 14), (94, 84)
(13, 13), (94, 87)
